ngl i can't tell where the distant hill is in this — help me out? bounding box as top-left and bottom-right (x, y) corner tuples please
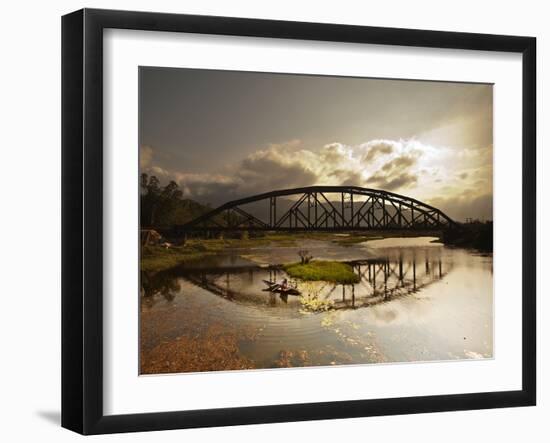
(140, 197), (214, 228)
(161, 198), (214, 226)
(175, 199), (214, 224)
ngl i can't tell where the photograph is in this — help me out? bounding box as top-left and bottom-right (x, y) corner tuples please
(138, 67), (494, 375)
(0, 0), (542, 439)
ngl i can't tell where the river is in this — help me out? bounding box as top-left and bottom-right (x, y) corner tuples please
(140, 237), (493, 374)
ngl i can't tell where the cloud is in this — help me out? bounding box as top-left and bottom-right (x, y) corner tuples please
(237, 142), (319, 192)
(142, 141), (320, 204)
(139, 135), (492, 219)
(140, 139), (424, 202)
(172, 172), (241, 198)
(140, 145), (172, 178)
(381, 155), (416, 172)
(329, 169), (365, 187)
(366, 171), (418, 191)
(318, 143), (353, 164)
(140, 145), (154, 169)
(365, 151), (420, 191)
(362, 140), (395, 162)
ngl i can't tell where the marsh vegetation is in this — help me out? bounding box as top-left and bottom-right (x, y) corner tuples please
(283, 260), (360, 284)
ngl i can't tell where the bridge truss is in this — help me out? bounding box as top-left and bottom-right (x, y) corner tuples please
(176, 186), (455, 234)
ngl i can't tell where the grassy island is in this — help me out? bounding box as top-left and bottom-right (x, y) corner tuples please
(283, 260), (360, 284)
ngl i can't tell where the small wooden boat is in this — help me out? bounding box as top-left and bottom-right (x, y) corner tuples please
(262, 279), (279, 290)
(262, 280), (301, 295)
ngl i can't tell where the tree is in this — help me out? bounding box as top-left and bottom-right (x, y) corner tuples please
(298, 250), (313, 264)
(140, 174), (183, 227)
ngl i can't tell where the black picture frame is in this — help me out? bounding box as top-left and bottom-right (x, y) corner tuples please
(62, 8), (536, 435)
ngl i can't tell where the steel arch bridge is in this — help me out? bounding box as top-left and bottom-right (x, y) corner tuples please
(175, 186), (455, 234)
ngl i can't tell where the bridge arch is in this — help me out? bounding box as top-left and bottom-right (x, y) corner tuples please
(176, 186), (455, 233)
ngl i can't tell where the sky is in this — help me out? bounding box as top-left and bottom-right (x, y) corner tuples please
(139, 67), (493, 221)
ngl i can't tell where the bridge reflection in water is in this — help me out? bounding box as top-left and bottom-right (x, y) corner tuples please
(156, 250), (452, 312)
(140, 243), (493, 370)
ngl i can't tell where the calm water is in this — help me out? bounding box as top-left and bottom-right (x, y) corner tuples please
(140, 237), (493, 373)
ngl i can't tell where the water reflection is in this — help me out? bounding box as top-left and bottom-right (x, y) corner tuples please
(140, 239), (493, 372)
(140, 271), (179, 307)
(141, 248), (451, 312)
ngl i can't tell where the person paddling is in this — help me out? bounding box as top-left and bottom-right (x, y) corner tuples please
(280, 278), (289, 290)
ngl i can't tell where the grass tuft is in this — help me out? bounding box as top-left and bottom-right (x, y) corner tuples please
(140, 246), (211, 272)
(283, 260), (359, 284)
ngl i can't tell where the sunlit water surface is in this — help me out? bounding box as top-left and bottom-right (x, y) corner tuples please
(140, 237), (493, 373)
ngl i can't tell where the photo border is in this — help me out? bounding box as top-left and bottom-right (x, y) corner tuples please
(61, 8), (536, 435)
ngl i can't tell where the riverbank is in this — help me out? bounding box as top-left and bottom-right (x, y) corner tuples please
(141, 230), (444, 272)
(441, 222), (493, 252)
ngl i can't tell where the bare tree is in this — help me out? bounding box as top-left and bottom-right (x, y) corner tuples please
(298, 250), (313, 264)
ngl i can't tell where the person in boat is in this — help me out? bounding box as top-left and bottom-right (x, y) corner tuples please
(280, 278), (289, 290)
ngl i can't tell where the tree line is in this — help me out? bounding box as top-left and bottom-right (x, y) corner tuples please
(140, 173), (215, 227)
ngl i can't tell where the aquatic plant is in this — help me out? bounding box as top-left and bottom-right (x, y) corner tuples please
(298, 249), (313, 264)
(299, 295), (334, 312)
(284, 260), (360, 284)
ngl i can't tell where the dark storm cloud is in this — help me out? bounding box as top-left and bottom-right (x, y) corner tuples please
(237, 150), (319, 192)
(152, 142), (320, 204)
